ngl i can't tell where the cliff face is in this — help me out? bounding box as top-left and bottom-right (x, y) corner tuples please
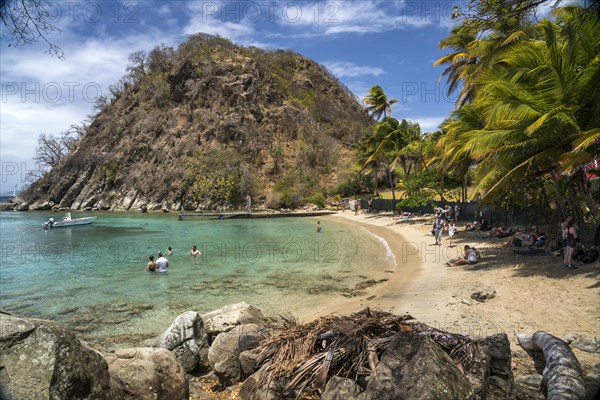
(22, 34), (372, 211)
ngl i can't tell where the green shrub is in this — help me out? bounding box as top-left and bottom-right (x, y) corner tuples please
(305, 193), (326, 208)
(280, 190), (302, 209)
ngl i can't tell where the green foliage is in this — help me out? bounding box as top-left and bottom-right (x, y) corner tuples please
(363, 85), (398, 121)
(185, 148), (251, 207)
(305, 193), (326, 208)
(106, 161), (120, 183)
(279, 190), (303, 209)
(397, 169), (453, 207)
(332, 174), (372, 197)
(272, 168), (323, 209)
(436, 3), (600, 226)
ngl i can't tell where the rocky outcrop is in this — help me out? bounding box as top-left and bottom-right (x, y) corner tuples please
(105, 347), (189, 400)
(20, 34), (372, 211)
(202, 301), (266, 342)
(0, 311), (118, 400)
(208, 324), (269, 386)
(359, 332), (475, 399)
(154, 311), (210, 373)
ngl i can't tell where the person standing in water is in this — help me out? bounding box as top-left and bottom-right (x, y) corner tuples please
(316, 221), (323, 233)
(189, 245), (202, 256)
(156, 252), (169, 273)
(146, 255), (156, 272)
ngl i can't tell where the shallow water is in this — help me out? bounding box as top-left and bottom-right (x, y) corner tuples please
(0, 212), (392, 347)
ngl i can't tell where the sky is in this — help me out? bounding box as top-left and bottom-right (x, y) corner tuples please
(0, 0), (463, 193)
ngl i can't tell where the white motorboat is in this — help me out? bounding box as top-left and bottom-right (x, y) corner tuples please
(43, 213), (97, 229)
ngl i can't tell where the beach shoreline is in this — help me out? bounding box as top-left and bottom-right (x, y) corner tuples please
(299, 212), (459, 330)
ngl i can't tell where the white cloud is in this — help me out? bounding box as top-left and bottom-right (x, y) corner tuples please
(183, 2), (272, 48)
(323, 62), (384, 78)
(405, 116), (446, 132)
(277, 1), (454, 35)
(0, 26), (178, 191)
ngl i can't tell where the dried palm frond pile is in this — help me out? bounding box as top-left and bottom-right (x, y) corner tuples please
(249, 308), (486, 399)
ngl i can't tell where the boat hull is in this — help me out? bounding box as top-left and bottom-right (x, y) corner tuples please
(43, 217), (97, 229)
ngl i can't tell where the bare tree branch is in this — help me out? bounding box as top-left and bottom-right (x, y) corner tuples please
(1, 0), (64, 59)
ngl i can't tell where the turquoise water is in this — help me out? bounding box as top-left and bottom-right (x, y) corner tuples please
(0, 212), (392, 347)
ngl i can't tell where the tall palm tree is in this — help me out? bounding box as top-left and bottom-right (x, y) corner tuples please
(363, 85), (398, 121)
(361, 117), (422, 200)
(438, 6), (600, 224)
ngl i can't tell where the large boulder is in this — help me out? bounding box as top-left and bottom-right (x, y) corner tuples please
(154, 311), (209, 373)
(478, 333), (515, 398)
(321, 376), (364, 400)
(202, 302), (266, 342)
(208, 324), (269, 386)
(239, 366), (298, 400)
(0, 311), (118, 400)
(360, 331), (475, 399)
(105, 347), (189, 400)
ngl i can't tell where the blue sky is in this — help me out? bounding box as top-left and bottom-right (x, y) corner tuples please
(1, 0), (462, 192)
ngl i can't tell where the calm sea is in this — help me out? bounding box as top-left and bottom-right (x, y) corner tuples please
(0, 211), (393, 347)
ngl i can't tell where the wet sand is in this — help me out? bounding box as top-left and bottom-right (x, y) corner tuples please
(300, 212), (459, 329)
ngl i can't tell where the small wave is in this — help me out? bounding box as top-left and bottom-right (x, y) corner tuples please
(363, 228), (397, 272)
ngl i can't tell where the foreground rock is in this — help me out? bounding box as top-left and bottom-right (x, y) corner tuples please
(0, 311), (119, 400)
(105, 347), (189, 400)
(322, 333), (475, 400)
(239, 309), (519, 400)
(202, 302), (266, 342)
(208, 324), (270, 386)
(154, 311), (210, 373)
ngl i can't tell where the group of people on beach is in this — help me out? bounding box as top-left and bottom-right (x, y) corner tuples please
(438, 209), (579, 270)
(432, 207), (459, 247)
(145, 245), (203, 273)
(429, 207), (480, 267)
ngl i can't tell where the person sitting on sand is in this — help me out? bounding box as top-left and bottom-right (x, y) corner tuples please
(146, 255), (156, 272)
(393, 211), (413, 220)
(189, 245), (202, 256)
(487, 226), (507, 236)
(447, 245), (481, 267)
(482, 226), (513, 238)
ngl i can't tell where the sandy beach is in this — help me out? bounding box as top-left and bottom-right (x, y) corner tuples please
(302, 210), (600, 389)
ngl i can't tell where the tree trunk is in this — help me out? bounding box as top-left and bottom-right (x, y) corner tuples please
(566, 182), (584, 233)
(388, 169), (396, 200)
(579, 175), (599, 223)
(373, 174), (379, 196)
(550, 177), (568, 219)
(517, 331), (585, 400)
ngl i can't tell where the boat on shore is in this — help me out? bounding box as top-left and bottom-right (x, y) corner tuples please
(43, 213), (97, 229)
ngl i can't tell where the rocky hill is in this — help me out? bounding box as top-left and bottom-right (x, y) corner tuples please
(21, 34), (372, 211)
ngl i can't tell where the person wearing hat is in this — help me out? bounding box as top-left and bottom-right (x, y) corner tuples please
(156, 252), (169, 273)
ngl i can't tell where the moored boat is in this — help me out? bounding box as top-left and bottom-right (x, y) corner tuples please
(43, 213), (97, 229)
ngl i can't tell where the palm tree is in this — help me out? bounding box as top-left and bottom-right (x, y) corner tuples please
(360, 117), (422, 200)
(438, 6), (600, 225)
(363, 85), (398, 121)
